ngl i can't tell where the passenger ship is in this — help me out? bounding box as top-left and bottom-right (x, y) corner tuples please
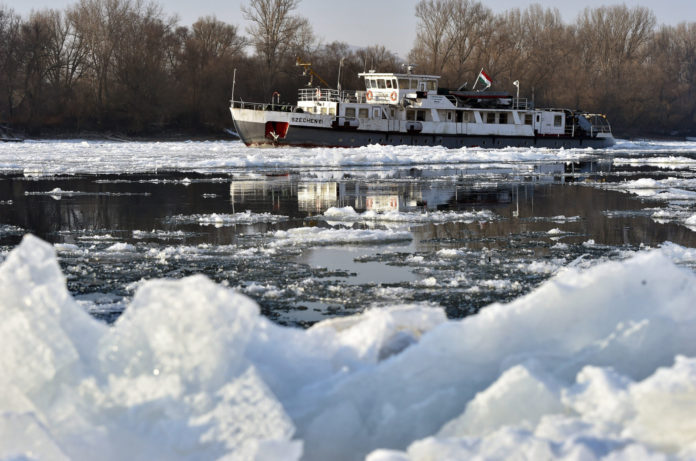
(230, 69), (614, 149)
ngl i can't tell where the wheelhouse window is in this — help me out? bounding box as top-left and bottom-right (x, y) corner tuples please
(554, 115), (562, 127)
(486, 113), (496, 124)
(365, 80), (373, 89)
(386, 80), (392, 89)
(426, 80), (437, 91)
(499, 113), (508, 124)
(378, 79), (386, 89)
(525, 114), (533, 124)
(416, 110), (426, 122)
(406, 109), (415, 121)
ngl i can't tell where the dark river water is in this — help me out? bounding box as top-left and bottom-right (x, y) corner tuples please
(1, 158), (696, 326)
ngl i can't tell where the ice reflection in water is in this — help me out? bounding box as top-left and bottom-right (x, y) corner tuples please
(1, 158), (696, 326)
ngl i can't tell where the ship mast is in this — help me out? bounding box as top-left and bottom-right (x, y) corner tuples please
(295, 57), (331, 88)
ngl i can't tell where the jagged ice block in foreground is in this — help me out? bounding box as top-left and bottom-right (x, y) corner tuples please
(2, 235), (696, 460)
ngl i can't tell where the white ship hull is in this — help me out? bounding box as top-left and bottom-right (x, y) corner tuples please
(231, 106), (615, 149)
(230, 71), (615, 149)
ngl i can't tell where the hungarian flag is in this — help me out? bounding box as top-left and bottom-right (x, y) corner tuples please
(476, 69), (492, 90)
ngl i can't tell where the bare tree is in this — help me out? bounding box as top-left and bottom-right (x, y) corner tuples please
(0, 5), (22, 121)
(410, 0), (453, 75)
(242, 0), (313, 93)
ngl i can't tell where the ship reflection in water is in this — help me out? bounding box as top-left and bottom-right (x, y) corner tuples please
(2, 158), (696, 326)
(228, 160), (610, 218)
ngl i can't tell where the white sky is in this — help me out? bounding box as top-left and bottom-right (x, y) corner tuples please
(4, 0), (695, 58)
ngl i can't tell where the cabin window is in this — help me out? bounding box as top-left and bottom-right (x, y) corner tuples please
(373, 108), (381, 119)
(499, 113), (508, 124)
(366, 80), (373, 89)
(358, 108), (369, 119)
(486, 113), (496, 124)
(378, 79), (386, 89)
(447, 111), (452, 122)
(398, 79), (409, 89)
(456, 111), (463, 123)
(406, 109), (415, 121)
(525, 114), (533, 124)
(426, 81), (436, 91)
(416, 110), (426, 122)
(386, 79), (392, 89)
(390, 107), (396, 117)
(392, 79), (398, 88)
(554, 115), (562, 127)
(345, 107), (356, 118)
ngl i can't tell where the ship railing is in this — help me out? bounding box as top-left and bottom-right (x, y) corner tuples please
(298, 88), (369, 103)
(512, 98), (530, 109)
(230, 100), (298, 112)
(587, 114), (612, 135)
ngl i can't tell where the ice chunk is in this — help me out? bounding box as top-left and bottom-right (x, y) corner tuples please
(270, 227), (412, 247)
(4, 234), (696, 460)
(105, 242), (136, 252)
(438, 364), (564, 438)
(322, 205), (496, 223)
(0, 236), (300, 461)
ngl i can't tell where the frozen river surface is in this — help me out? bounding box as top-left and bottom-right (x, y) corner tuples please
(2, 140), (696, 460)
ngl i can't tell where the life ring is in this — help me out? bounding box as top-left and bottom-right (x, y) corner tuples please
(390, 91), (397, 102)
(366, 90), (373, 101)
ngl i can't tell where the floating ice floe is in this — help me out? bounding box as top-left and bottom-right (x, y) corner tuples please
(0, 139), (669, 177)
(3, 235), (696, 460)
(132, 229), (192, 240)
(105, 242), (136, 252)
(0, 224), (23, 236)
(168, 210), (289, 227)
(527, 215), (581, 223)
(613, 155), (696, 169)
(269, 227), (413, 247)
(322, 206), (496, 223)
(600, 177), (696, 230)
(24, 187), (149, 198)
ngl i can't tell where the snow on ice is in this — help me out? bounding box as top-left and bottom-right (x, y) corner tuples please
(322, 206), (496, 224)
(3, 235), (696, 460)
(168, 210), (290, 227)
(270, 227), (413, 247)
(3, 138), (695, 176)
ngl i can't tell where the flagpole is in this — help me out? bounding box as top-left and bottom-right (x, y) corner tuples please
(472, 67), (483, 91)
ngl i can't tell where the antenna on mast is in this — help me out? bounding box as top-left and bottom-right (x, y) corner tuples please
(295, 57), (330, 88)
